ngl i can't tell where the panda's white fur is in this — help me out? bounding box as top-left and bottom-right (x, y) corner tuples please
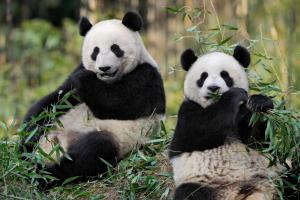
(82, 19), (158, 83)
(170, 140), (283, 199)
(39, 104), (162, 163)
(171, 140), (278, 187)
(184, 52), (248, 108)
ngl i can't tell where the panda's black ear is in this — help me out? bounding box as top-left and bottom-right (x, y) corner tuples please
(181, 49), (198, 71)
(122, 11), (143, 31)
(79, 17), (93, 36)
(233, 45), (250, 68)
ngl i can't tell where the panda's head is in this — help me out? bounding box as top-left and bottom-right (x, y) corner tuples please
(181, 46), (250, 108)
(79, 11), (157, 83)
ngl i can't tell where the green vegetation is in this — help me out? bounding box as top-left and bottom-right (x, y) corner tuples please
(1, 118), (173, 199)
(1, 1), (299, 200)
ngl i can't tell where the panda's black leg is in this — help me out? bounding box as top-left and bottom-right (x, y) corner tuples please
(175, 183), (216, 200)
(38, 131), (119, 189)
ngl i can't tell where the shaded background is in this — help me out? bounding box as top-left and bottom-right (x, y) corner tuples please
(0, 0), (300, 134)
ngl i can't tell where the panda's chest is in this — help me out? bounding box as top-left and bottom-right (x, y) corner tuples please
(170, 142), (280, 187)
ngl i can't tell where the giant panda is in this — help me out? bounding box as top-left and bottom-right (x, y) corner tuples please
(169, 46), (284, 200)
(20, 11), (165, 188)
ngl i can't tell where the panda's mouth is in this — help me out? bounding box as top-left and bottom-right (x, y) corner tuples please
(97, 70), (118, 79)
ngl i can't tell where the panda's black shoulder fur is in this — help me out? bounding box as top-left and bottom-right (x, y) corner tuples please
(72, 62), (166, 120)
(169, 88), (270, 158)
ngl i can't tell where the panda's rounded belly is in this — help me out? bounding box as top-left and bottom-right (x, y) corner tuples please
(39, 103), (161, 161)
(170, 142), (282, 187)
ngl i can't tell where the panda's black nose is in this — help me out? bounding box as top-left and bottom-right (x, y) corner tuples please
(99, 66), (111, 72)
(208, 86), (220, 92)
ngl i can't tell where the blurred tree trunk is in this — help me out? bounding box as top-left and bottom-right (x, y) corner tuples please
(184, 0), (193, 27)
(80, 0), (97, 21)
(5, 0), (17, 85)
(105, 0), (119, 14)
(6, 0), (20, 114)
(122, 0), (132, 10)
(236, 0), (249, 43)
(80, 0), (89, 17)
(138, 0), (148, 30)
(5, 0), (12, 63)
(164, 8), (169, 80)
(286, 0), (296, 89)
(21, 1), (30, 21)
(263, 2), (289, 95)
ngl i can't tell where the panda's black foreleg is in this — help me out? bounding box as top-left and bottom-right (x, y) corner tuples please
(169, 88), (249, 157)
(38, 131), (119, 189)
(237, 94), (274, 146)
(190, 88), (248, 145)
(175, 183), (216, 200)
(20, 65), (84, 154)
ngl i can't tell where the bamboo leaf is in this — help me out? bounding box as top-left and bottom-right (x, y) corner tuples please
(62, 176), (80, 186)
(221, 24), (238, 30)
(218, 36), (233, 45)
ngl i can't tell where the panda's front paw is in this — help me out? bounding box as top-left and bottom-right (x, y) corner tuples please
(72, 69), (96, 82)
(222, 87), (248, 106)
(247, 94), (274, 112)
(71, 69), (98, 91)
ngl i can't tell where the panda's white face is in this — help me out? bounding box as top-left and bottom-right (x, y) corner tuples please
(184, 52), (248, 108)
(82, 20), (141, 83)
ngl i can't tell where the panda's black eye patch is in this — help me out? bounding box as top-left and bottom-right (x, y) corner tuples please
(111, 44), (124, 58)
(91, 47), (99, 61)
(197, 72), (208, 87)
(220, 70), (234, 87)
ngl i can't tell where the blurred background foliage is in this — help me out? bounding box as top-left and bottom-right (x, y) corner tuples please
(0, 0), (300, 134)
